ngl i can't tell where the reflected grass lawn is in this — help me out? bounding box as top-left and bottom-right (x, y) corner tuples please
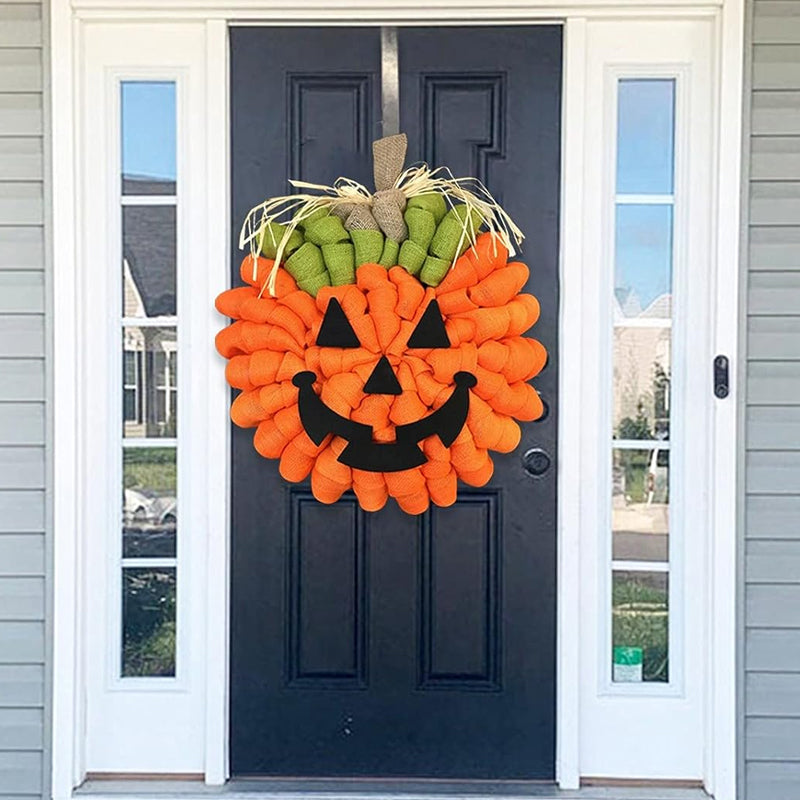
(613, 571), (669, 682)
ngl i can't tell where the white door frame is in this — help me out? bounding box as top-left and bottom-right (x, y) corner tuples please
(48, 2), (744, 798)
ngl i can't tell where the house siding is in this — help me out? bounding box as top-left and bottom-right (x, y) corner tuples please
(0, 2), (47, 800)
(745, 2), (800, 800)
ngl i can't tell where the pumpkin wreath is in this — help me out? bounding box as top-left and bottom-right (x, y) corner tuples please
(215, 134), (547, 514)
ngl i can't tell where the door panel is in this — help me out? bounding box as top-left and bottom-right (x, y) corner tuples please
(229, 26), (561, 779)
(419, 496), (501, 690)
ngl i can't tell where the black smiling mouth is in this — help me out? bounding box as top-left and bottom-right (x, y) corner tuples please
(292, 370), (477, 472)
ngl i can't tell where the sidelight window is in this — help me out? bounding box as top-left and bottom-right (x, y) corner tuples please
(119, 81), (178, 678)
(610, 79), (675, 685)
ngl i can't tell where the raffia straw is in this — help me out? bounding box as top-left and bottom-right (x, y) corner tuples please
(239, 166), (524, 297)
(397, 164), (524, 260)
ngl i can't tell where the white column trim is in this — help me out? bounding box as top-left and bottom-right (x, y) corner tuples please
(203, 17), (231, 786)
(50, 0), (84, 795)
(708, 2), (745, 799)
(556, 15), (587, 792)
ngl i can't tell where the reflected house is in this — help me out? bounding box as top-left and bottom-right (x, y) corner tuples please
(613, 287), (671, 440)
(122, 175), (177, 439)
(612, 288), (671, 564)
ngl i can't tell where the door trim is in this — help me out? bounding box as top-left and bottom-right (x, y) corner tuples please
(49, 3), (743, 799)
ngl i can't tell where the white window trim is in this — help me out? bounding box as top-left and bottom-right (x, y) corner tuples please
(48, 2), (744, 798)
(601, 64), (689, 702)
(113, 71), (182, 692)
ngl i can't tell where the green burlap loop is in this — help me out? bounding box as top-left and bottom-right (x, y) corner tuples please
(304, 214), (349, 246)
(430, 205), (483, 262)
(420, 255), (450, 287)
(285, 242), (329, 296)
(398, 239), (427, 276)
(407, 193), (447, 225)
(404, 207), (436, 250)
(297, 270), (332, 297)
(351, 229), (385, 266)
(322, 242), (356, 286)
(260, 222), (304, 259)
(378, 238), (400, 268)
(297, 207), (330, 229)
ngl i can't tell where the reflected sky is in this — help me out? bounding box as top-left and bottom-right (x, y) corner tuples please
(615, 205), (673, 312)
(615, 80), (676, 313)
(121, 82), (176, 181)
(617, 79), (675, 195)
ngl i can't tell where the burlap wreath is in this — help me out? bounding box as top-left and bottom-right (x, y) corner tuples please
(215, 135), (547, 513)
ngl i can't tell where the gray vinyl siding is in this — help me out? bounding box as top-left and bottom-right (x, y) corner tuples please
(0, 2), (47, 800)
(745, 3), (800, 800)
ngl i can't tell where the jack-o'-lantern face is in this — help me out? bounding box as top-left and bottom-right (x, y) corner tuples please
(293, 295), (477, 473)
(216, 232), (547, 514)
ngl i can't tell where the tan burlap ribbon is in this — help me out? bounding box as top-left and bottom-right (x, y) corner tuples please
(373, 134), (408, 191)
(342, 134), (409, 242)
(345, 205), (381, 231)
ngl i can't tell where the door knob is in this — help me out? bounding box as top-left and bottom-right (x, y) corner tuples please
(522, 448), (551, 478)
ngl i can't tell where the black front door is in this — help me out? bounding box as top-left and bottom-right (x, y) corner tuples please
(229, 26), (561, 779)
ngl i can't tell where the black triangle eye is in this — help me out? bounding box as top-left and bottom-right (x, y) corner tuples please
(317, 298), (360, 348)
(407, 299), (450, 349)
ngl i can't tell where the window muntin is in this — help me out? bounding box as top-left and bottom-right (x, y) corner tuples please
(610, 78), (675, 685)
(119, 80), (177, 679)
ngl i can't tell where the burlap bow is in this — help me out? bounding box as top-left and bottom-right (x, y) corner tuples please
(336, 134), (409, 242)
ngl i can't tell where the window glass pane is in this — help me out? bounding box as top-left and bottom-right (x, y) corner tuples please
(122, 326), (177, 437)
(122, 567), (176, 677)
(123, 447), (176, 558)
(122, 205), (176, 317)
(612, 447), (669, 562)
(612, 570), (668, 683)
(615, 204), (672, 319)
(613, 327), (671, 440)
(123, 389), (137, 423)
(123, 350), (137, 384)
(121, 81), (176, 195)
(616, 79), (675, 195)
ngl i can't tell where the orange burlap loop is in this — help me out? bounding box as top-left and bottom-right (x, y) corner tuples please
(216, 232), (546, 513)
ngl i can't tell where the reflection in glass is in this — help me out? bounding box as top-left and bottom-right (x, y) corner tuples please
(123, 350), (139, 423)
(122, 327), (177, 437)
(615, 204), (672, 319)
(123, 447), (176, 558)
(122, 567), (176, 677)
(616, 79), (675, 195)
(122, 205), (176, 317)
(612, 570), (668, 683)
(121, 81), (176, 195)
(613, 327), (671, 439)
(612, 447), (669, 562)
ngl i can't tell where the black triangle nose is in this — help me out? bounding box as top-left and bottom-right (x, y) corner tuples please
(363, 356), (402, 395)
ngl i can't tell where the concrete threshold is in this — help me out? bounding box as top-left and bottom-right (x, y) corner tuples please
(76, 779), (710, 800)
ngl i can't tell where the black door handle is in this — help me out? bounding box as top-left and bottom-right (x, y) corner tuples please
(522, 448), (551, 478)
